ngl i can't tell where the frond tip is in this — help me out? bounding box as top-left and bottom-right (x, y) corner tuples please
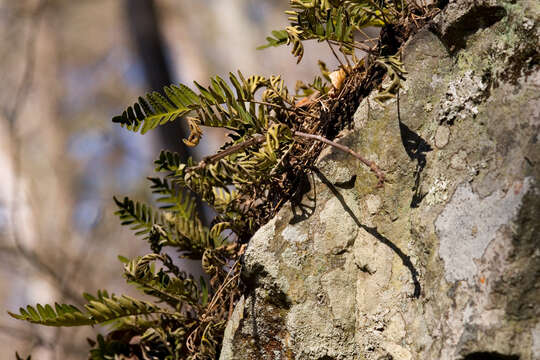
(112, 84), (199, 134)
(8, 303), (91, 327)
(8, 292), (162, 327)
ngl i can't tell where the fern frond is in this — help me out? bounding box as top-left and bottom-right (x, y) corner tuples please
(262, 75), (295, 106)
(112, 84), (198, 134)
(8, 292), (163, 327)
(373, 54), (407, 104)
(9, 303), (90, 327)
(154, 150), (190, 173)
(114, 196), (161, 239)
(148, 177), (196, 219)
(113, 72), (280, 142)
(212, 187), (239, 213)
(113, 196), (215, 258)
(260, 0), (395, 62)
(164, 211), (217, 257)
(124, 254), (201, 308)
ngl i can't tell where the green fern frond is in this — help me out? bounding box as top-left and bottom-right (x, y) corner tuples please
(154, 150), (190, 173)
(164, 212), (217, 257)
(113, 72), (281, 144)
(260, 0), (397, 62)
(124, 254), (200, 308)
(9, 303), (91, 327)
(113, 196), (214, 258)
(113, 196), (161, 239)
(148, 177), (196, 219)
(262, 75), (294, 106)
(212, 187), (239, 213)
(112, 84), (198, 133)
(8, 293), (163, 327)
(373, 54), (407, 105)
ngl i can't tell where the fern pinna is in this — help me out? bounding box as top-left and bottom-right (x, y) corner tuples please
(9, 0), (436, 358)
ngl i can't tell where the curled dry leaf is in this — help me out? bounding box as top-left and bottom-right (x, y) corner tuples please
(329, 68), (347, 90)
(295, 90), (320, 108)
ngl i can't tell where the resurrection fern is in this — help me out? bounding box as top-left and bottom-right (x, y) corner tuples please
(373, 54), (408, 105)
(10, 1), (437, 359)
(259, 0), (403, 63)
(9, 290), (163, 327)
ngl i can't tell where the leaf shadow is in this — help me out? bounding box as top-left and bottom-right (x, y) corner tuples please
(396, 94), (433, 208)
(290, 172), (317, 225)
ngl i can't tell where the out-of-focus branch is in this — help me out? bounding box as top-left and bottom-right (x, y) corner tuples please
(124, 0), (213, 228)
(124, 0), (192, 158)
(5, 0), (84, 308)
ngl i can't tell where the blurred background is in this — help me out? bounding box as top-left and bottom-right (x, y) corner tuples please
(0, 0), (340, 358)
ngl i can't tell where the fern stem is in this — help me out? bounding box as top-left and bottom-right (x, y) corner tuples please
(128, 276), (195, 309)
(326, 40), (348, 72)
(193, 135), (266, 170)
(248, 100), (314, 118)
(293, 131), (385, 186)
(206, 264), (240, 313)
(353, 28), (378, 47)
(325, 39), (375, 55)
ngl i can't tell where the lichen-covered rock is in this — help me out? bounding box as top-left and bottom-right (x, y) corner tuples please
(220, 1), (539, 359)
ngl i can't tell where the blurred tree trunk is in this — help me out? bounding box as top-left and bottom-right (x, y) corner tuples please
(125, 0), (190, 159)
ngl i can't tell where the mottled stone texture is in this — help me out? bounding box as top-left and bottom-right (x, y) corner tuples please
(220, 1), (540, 359)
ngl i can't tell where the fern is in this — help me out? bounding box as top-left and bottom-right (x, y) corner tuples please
(8, 291), (163, 327)
(259, 0), (400, 63)
(373, 54), (408, 104)
(113, 195), (214, 258)
(113, 72), (275, 145)
(123, 254), (203, 309)
(149, 177), (197, 219)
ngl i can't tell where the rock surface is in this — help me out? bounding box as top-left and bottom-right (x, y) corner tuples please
(220, 1), (540, 359)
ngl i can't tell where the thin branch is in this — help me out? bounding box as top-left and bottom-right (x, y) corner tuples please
(247, 100), (314, 118)
(355, 28), (378, 47)
(327, 39), (373, 53)
(6, 0), (84, 307)
(191, 134), (265, 170)
(326, 40), (348, 73)
(294, 131), (385, 186)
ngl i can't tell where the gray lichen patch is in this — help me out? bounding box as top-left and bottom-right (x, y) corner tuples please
(220, 296), (245, 360)
(436, 178), (533, 284)
(285, 299), (358, 359)
(434, 125), (450, 148)
(437, 70), (490, 124)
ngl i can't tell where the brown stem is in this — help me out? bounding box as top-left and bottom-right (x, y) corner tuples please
(293, 131), (385, 186)
(366, 0), (390, 23)
(326, 40), (348, 73)
(189, 129), (386, 187)
(248, 100), (313, 118)
(328, 39), (374, 53)
(191, 135), (266, 170)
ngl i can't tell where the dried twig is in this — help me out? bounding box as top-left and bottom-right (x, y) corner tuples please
(294, 131), (385, 186)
